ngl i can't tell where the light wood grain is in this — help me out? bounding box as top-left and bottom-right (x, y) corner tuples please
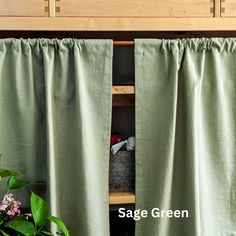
(49, 0), (55, 17)
(0, 0), (48, 17)
(214, 0), (221, 17)
(112, 86), (135, 95)
(109, 192), (135, 204)
(56, 0), (213, 17)
(221, 0), (236, 17)
(2, 17), (236, 31)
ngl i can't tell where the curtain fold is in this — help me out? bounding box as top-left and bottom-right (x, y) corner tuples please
(0, 38), (113, 236)
(135, 38), (236, 236)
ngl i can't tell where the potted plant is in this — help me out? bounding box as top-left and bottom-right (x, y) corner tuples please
(0, 154), (70, 236)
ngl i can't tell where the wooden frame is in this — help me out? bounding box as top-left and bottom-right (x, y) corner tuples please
(0, 0), (235, 31)
(1, 17), (236, 31)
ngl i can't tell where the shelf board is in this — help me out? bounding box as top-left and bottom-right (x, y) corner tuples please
(109, 192), (135, 204)
(112, 86), (135, 95)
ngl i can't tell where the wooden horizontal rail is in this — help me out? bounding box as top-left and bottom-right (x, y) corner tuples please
(2, 17), (236, 31)
(109, 192), (135, 204)
(112, 86), (135, 94)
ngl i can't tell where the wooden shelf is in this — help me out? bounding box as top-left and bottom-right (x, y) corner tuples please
(112, 86), (134, 95)
(109, 192), (135, 205)
(112, 86), (135, 107)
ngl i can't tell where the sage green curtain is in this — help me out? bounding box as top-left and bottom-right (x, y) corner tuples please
(135, 38), (236, 236)
(0, 38), (113, 236)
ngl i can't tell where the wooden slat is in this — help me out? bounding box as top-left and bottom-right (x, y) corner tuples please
(221, 0), (236, 17)
(112, 86), (135, 95)
(0, 0), (48, 17)
(214, 0), (221, 17)
(56, 0), (213, 17)
(109, 192), (135, 204)
(2, 17), (236, 31)
(48, 0), (55, 17)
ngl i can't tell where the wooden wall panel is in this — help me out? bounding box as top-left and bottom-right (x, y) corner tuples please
(221, 0), (236, 17)
(0, 0), (49, 17)
(55, 0), (213, 17)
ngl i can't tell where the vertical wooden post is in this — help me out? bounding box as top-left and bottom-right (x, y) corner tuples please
(214, 0), (221, 17)
(49, 0), (56, 17)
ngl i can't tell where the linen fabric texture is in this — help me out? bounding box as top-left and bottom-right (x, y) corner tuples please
(0, 38), (113, 236)
(135, 38), (236, 236)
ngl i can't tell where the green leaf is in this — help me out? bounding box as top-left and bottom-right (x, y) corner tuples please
(6, 217), (36, 236)
(7, 176), (31, 190)
(31, 192), (49, 227)
(0, 168), (21, 178)
(0, 229), (10, 236)
(48, 216), (70, 236)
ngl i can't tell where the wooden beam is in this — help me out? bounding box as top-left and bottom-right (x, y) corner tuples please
(49, 0), (56, 17)
(109, 192), (135, 204)
(214, 0), (221, 17)
(1, 17), (236, 31)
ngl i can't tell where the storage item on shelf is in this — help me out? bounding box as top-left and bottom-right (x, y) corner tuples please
(111, 136), (135, 154)
(111, 133), (124, 145)
(126, 136), (135, 151)
(111, 140), (127, 154)
(109, 150), (135, 192)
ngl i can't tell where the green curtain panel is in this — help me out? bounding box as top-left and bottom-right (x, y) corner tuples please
(135, 38), (236, 236)
(0, 38), (113, 236)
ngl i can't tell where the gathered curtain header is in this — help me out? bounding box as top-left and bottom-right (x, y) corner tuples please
(0, 38), (113, 56)
(135, 38), (236, 53)
(2, 38), (236, 53)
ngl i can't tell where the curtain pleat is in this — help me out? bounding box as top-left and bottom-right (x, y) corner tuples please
(0, 38), (113, 236)
(135, 38), (236, 236)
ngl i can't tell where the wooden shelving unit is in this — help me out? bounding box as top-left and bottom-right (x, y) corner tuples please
(110, 86), (135, 204)
(112, 86), (135, 107)
(109, 192), (135, 205)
